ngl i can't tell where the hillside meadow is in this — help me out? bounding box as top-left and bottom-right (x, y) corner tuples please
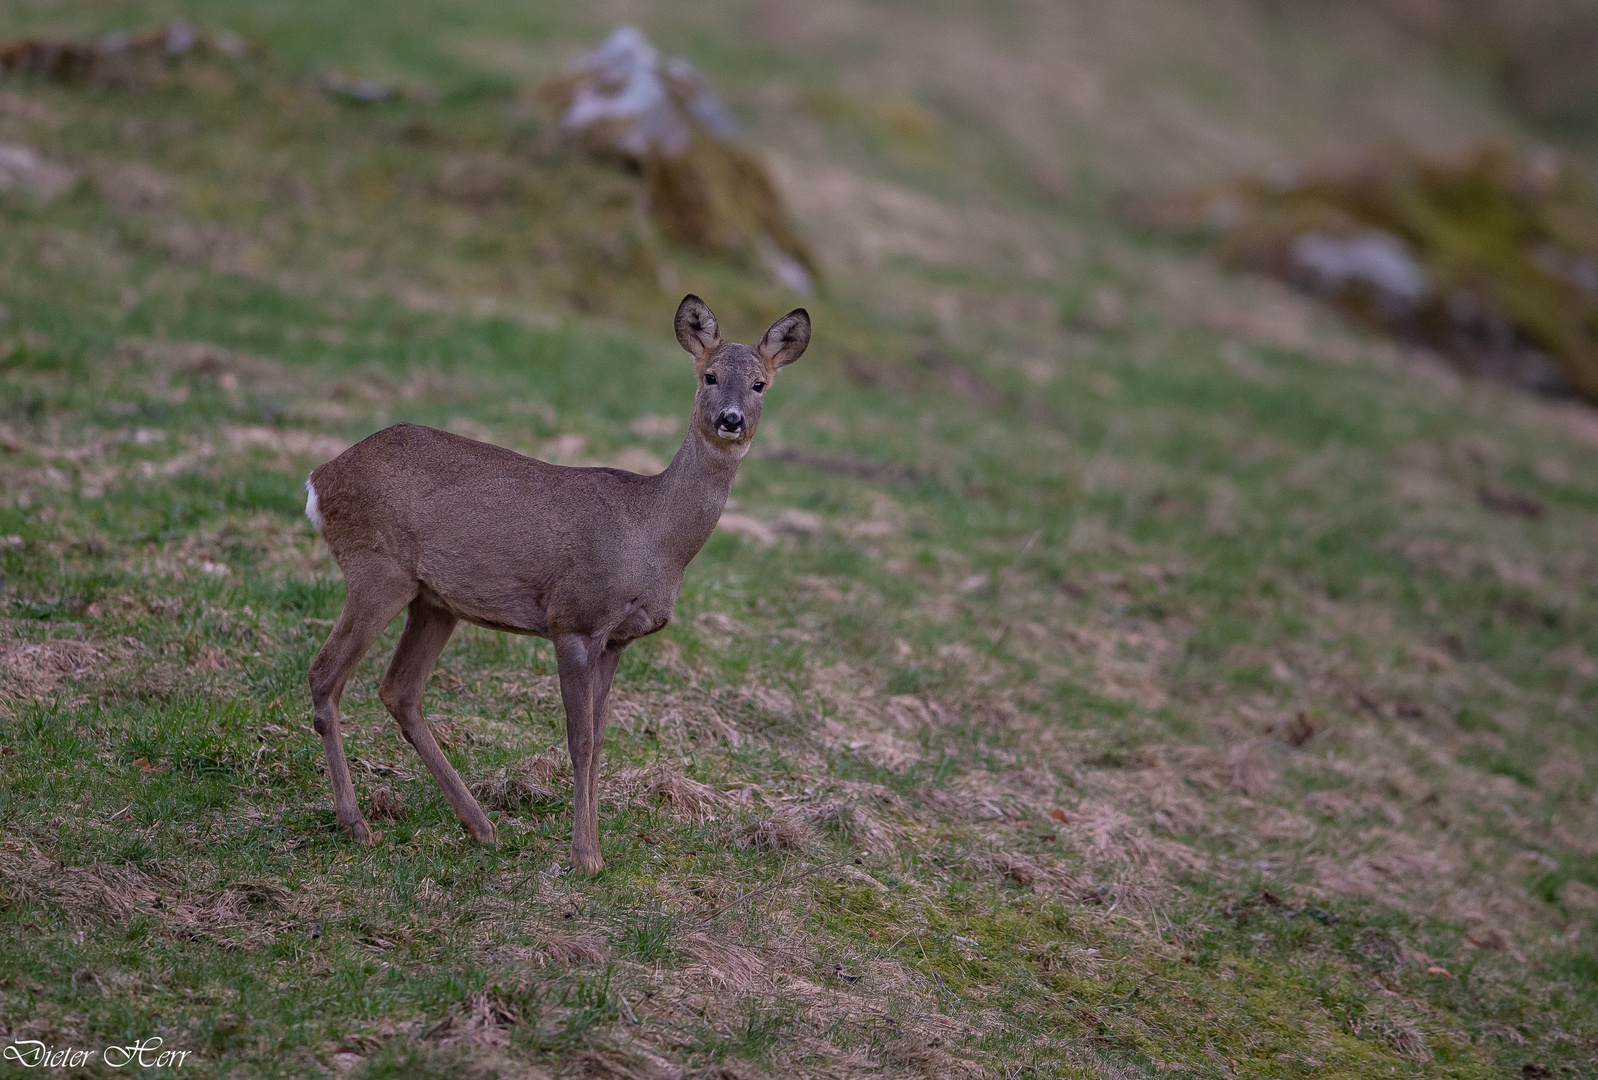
(1, 1), (1596, 1077)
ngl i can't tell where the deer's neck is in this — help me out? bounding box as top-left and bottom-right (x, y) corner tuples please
(649, 430), (743, 566)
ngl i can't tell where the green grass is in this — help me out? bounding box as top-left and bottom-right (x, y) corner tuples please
(1, 1), (1597, 1077)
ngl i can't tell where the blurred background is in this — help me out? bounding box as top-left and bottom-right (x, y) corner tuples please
(5, 1), (1598, 398)
(5, 0), (1598, 390)
(2, 0), (1596, 355)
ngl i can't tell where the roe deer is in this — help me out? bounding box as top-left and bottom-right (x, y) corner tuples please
(304, 296), (809, 874)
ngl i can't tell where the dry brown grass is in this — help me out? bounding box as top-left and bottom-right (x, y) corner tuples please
(471, 747), (568, 812)
(0, 845), (160, 918)
(731, 810), (819, 854)
(364, 784), (406, 823)
(679, 933), (772, 993)
(0, 638), (95, 704)
(0, 844), (292, 948)
(617, 764), (731, 823)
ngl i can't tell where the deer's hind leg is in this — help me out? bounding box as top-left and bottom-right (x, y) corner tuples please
(310, 570), (416, 844)
(378, 598), (496, 845)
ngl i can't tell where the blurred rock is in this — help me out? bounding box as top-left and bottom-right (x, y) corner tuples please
(542, 26), (819, 294)
(1125, 145), (1598, 404)
(0, 21), (247, 87)
(559, 26), (738, 159)
(1290, 233), (1428, 312)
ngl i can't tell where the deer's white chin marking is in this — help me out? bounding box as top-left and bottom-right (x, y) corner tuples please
(304, 477), (324, 531)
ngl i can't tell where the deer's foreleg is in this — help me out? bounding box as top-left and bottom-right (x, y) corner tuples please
(555, 634), (606, 875)
(378, 599), (497, 844)
(583, 642), (624, 858)
(589, 644), (623, 777)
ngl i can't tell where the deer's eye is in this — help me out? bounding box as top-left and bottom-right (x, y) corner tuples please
(704, 373), (717, 385)
(752, 381), (766, 393)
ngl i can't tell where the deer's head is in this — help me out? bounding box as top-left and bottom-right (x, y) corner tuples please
(674, 295), (810, 455)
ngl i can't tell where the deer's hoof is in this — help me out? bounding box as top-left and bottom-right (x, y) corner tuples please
(346, 819), (381, 845)
(572, 849), (604, 877)
(465, 818), (498, 846)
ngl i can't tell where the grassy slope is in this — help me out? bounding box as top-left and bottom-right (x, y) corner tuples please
(1, 1), (1596, 1077)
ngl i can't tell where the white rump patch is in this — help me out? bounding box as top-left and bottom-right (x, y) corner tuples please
(304, 477), (324, 531)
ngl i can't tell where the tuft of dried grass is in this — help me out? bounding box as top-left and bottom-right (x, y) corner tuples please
(0, 640), (97, 701)
(178, 879), (290, 928)
(1359, 1007), (1432, 1063)
(463, 991), (521, 1031)
(470, 748), (566, 812)
(1352, 927), (1409, 971)
(0, 847), (302, 934)
(365, 784), (406, 823)
(966, 848), (1078, 896)
(541, 933), (607, 969)
(821, 717), (922, 774)
(1228, 743), (1272, 796)
(481, 933), (607, 972)
(1056, 802), (1153, 866)
(570, 1046), (683, 1080)
(733, 810), (820, 853)
(621, 764), (730, 823)
(797, 793), (902, 856)
(58, 862), (166, 920)
(742, 685), (796, 718)
(0, 846), (168, 920)
(424, 988), (524, 1049)
(1003, 857), (1038, 889)
(924, 787), (1028, 823)
(883, 693), (947, 729)
(696, 611), (753, 637)
(1562, 880), (1598, 911)
(680, 932), (770, 992)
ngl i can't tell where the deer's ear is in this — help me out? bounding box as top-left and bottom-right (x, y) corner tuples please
(757, 308), (810, 373)
(674, 295), (721, 362)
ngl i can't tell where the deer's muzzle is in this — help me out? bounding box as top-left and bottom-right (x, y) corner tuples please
(714, 407), (745, 437)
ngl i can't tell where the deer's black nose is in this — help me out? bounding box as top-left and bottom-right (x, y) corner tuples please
(715, 407), (745, 433)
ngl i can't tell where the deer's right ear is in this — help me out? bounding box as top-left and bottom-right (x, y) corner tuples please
(674, 295), (721, 366)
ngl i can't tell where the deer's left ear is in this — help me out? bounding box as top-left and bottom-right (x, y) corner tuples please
(757, 309), (810, 374)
